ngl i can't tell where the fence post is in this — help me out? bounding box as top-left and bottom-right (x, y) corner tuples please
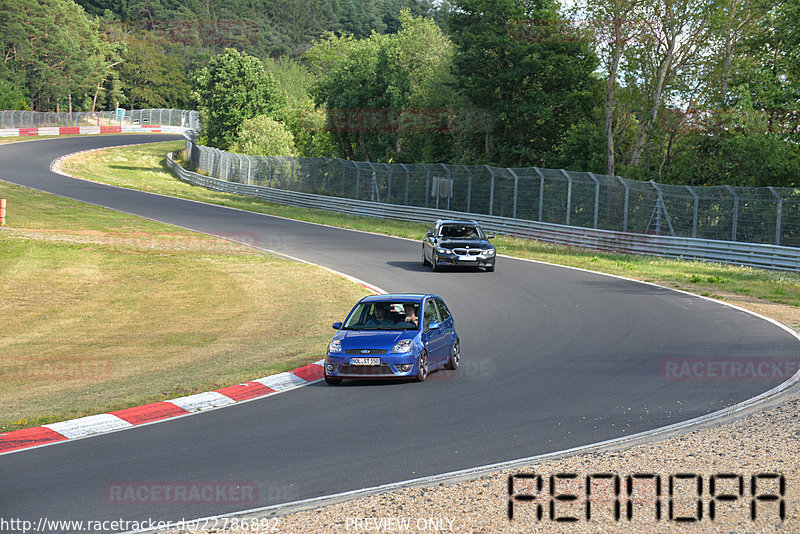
(424, 165), (431, 208)
(326, 158), (332, 193)
(532, 168), (545, 221)
(385, 164), (392, 204)
(686, 185), (699, 238)
(462, 166), (472, 214)
(0, 198), (6, 226)
(507, 168), (519, 219)
(769, 186), (783, 245)
(341, 160), (346, 197)
(617, 176), (630, 232)
(366, 161), (379, 202)
(560, 170), (573, 226)
(312, 158), (318, 192)
(486, 165), (495, 216)
(587, 172), (600, 229)
(724, 185), (739, 241)
(400, 164), (410, 205)
(355, 162), (361, 199)
(443, 164), (451, 211)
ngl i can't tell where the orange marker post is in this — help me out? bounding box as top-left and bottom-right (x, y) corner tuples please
(0, 198), (5, 226)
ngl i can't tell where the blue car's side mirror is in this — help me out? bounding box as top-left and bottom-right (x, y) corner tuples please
(332, 322), (342, 329)
(427, 322), (440, 331)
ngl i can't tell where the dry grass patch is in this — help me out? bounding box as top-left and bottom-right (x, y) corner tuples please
(0, 181), (368, 431)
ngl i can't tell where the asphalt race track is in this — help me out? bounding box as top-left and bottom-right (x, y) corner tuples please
(1, 135), (799, 531)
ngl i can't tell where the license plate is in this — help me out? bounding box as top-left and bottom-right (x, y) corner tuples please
(350, 357), (381, 366)
(458, 255), (478, 261)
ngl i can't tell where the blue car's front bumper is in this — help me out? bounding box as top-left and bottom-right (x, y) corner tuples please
(324, 353), (418, 379)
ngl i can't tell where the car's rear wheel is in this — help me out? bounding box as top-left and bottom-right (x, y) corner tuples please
(325, 376), (342, 385)
(415, 350), (429, 382)
(445, 338), (460, 370)
(422, 247), (429, 266)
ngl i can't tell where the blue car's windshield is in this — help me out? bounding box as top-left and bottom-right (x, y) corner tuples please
(343, 302), (420, 331)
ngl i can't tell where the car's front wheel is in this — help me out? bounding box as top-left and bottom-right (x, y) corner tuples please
(432, 253), (440, 272)
(445, 338), (460, 370)
(415, 350), (429, 382)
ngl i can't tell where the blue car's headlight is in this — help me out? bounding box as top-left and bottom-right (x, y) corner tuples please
(392, 340), (413, 353)
(328, 340), (342, 353)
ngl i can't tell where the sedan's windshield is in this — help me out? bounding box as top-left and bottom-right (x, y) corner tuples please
(439, 224), (484, 239)
(343, 302), (420, 330)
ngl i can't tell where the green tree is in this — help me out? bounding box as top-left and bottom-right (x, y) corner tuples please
(1, 0), (108, 111)
(119, 33), (191, 109)
(0, 79), (30, 109)
(264, 56), (336, 157)
(448, 0), (601, 167)
(230, 115), (298, 156)
(665, 131), (800, 187)
(307, 10), (456, 162)
(192, 48), (283, 148)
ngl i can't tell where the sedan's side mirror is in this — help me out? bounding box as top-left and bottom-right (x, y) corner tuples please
(332, 322), (342, 329)
(425, 231), (434, 238)
(487, 233), (495, 239)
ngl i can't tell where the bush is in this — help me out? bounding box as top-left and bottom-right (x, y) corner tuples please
(230, 115), (298, 157)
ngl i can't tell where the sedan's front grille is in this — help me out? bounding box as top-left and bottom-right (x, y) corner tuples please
(339, 363), (395, 376)
(452, 248), (482, 256)
(344, 349), (389, 355)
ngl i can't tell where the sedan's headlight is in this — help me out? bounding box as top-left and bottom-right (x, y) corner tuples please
(484, 249), (496, 256)
(392, 340), (413, 353)
(437, 247), (448, 254)
(328, 340), (342, 353)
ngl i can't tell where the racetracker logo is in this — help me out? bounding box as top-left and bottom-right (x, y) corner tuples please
(1, 359), (111, 382)
(104, 481), (259, 505)
(321, 108), (455, 133)
(660, 358), (800, 381)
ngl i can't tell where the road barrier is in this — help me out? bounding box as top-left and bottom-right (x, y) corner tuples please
(166, 150), (800, 272)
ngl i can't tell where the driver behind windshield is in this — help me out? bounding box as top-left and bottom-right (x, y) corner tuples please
(365, 303), (395, 327)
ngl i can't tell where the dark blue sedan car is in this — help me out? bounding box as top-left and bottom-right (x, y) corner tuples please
(324, 294), (460, 384)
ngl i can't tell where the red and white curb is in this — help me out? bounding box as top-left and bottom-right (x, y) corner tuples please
(2, 141), (390, 456)
(0, 363), (328, 454)
(0, 125), (187, 137)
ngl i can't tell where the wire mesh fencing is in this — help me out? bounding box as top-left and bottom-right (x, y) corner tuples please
(182, 135), (800, 247)
(0, 109), (200, 130)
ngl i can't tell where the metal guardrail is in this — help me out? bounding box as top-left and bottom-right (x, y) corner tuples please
(167, 150), (800, 272)
(183, 132), (800, 248)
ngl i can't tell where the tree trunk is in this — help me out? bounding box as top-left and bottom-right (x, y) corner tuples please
(628, 33), (675, 167)
(605, 19), (624, 176)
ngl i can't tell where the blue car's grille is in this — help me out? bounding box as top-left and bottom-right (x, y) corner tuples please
(339, 364), (395, 376)
(344, 349), (389, 355)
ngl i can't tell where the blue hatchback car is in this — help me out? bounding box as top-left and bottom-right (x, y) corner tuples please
(324, 294), (460, 384)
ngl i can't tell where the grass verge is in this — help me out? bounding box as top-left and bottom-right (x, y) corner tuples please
(0, 179), (368, 432)
(60, 141), (800, 317)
